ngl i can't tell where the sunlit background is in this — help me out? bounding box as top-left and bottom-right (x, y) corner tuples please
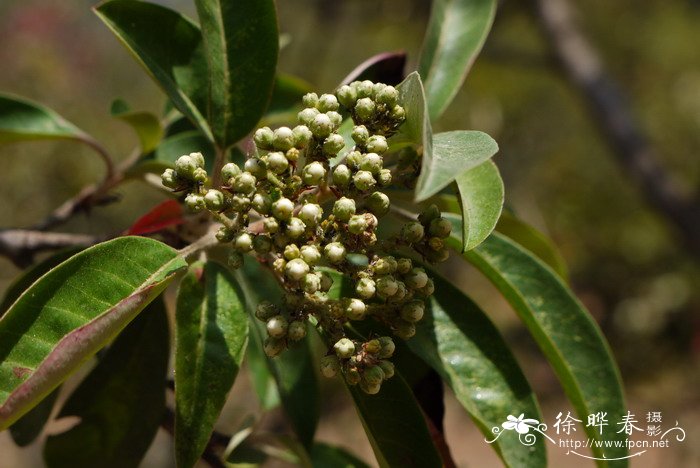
(0, 0), (698, 466)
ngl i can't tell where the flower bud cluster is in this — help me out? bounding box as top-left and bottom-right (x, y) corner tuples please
(162, 81), (447, 394)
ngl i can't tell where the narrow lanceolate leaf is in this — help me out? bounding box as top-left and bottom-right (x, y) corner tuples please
(194, 0), (279, 148)
(94, 1), (212, 141)
(455, 159), (504, 251)
(0, 236), (187, 430)
(246, 322), (280, 410)
(347, 374), (443, 468)
(310, 443), (370, 468)
(407, 273), (545, 468)
(175, 261), (249, 468)
(418, 0), (496, 120)
(445, 220), (628, 466)
(417, 129), (499, 202)
(44, 299), (170, 468)
(235, 261), (320, 450)
(0, 94), (87, 143)
(111, 99), (163, 153)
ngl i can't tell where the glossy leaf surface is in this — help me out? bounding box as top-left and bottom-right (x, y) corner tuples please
(455, 159), (503, 251)
(0, 94), (86, 143)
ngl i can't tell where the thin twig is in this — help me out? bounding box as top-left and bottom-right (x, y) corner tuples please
(80, 134), (117, 181)
(0, 230), (102, 267)
(531, 0), (700, 259)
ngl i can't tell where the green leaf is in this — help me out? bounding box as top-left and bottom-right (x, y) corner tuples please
(94, 1), (212, 141)
(417, 130), (499, 202)
(346, 374), (443, 468)
(496, 211), (569, 281)
(418, 0), (496, 120)
(246, 322), (280, 410)
(0, 236), (187, 430)
(310, 443), (370, 468)
(455, 159), (504, 251)
(393, 72), (432, 152)
(235, 261), (320, 450)
(44, 298), (170, 468)
(407, 272), (545, 467)
(444, 221), (628, 465)
(194, 0), (279, 148)
(175, 261), (249, 468)
(155, 130), (216, 171)
(111, 99), (163, 153)
(0, 94), (87, 143)
(267, 74), (313, 115)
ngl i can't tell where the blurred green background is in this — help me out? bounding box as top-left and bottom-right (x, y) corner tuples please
(0, 0), (698, 466)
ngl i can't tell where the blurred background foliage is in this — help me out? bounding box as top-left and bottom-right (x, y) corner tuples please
(0, 0), (698, 465)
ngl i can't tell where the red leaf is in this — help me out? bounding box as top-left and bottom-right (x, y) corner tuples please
(127, 200), (184, 236)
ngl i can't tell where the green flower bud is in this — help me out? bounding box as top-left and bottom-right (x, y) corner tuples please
(355, 97), (376, 121)
(351, 125), (369, 145)
(332, 164), (352, 186)
(334, 338), (355, 358)
(360, 379), (381, 395)
(298, 107), (320, 126)
(319, 271), (333, 292)
(263, 216), (280, 233)
(324, 242), (347, 264)
(323, 134), (345, 155)
(272, 259), (286, 276)
(318, 93), (339, 112)
(378, 360), (395, 379)
(394, 320), (416, 339)
(377, 168), (392, 186)
(273, 126), (295, 151)
(288, 320), (307, 341)
(391, 104), (406, 121)
(190, 167), (206, 183)
(419, 278), (435, 296)
(253, 234), (273, 254)
(362, 365), (385, 386)
(359, 152), (383, 174)
(401, 221), (425, 243)
(233, 172), (257, 194)
(345, 367), (361, 385)
(376, 275), (399, 298)
(310, 113), (333, 138)
(327, 111), (343, 127)
(336, 84), (357, 108)
(428, 217), (452, 238)
(302, 161), (326, 186)
(366, 191), (390, 217)
(355, 277), (376, 299)
(354, 80), (374, 99)
(254, 127), (275, 150)
(374, 256), (397, 275)
(292, 125), (312, 148)
(346, 150), (363, 168)
(302, 92), (319, 108)
(364, 339), (381, 354)
(302, 272), (321, 294)
(217, 228), (237, 245)
(204, 189), (225, 211)
(175, 155), (197, 178)
(285, 258), (310, 281)
(228, 251), (244, 269)
(377, 337), (395, 359)
(286, 217), (306, 239)
(252, 192), (272, 214)
(272, 197), (294, 221)
(388, 281), (408, 303)
(426, 247), (450, 263)
(404, 268), (429, 290)
(263, 337), (285, 357)
(333, 197), (356, 222)
(234, 232), (253, 252)
(161, 168), (180, 189)
(221, 162), (242, 182)
(298, 204), (323, 227)
(284, 244), (300, 260)
(366, 135), (388, 154)
(244, 157), (266, 178)
(188, 152), (204, 168)
(396, 258), (412, 274)
(401, 300), (425, 323)
(377, 85), (399, 107)
(348, 214), (368, 235)
(345, 298), (366, 320)
(353, 170), (376, 191)
(418, 204), (441, 225)
(185, 193), (206, 212)
(320, 355), (341, 378)
(267, 314), (288, 338)
(255, 300), (278, 321)
(300, 244), (322, 265)
(266, 152), (289, 174)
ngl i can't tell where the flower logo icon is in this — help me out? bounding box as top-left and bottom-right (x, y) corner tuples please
(502, 414), (540, 434)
